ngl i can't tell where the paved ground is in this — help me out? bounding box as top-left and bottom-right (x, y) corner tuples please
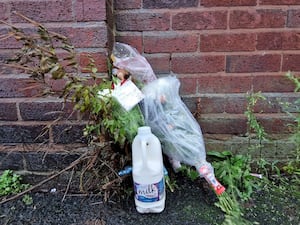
(0, 175), (299, 225)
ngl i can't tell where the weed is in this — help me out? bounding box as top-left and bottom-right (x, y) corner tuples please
(207, 151), (256, 225)
(216, 192), (254, 225)
(22, 194), (33, 205)
(244, 91), (267, 145)
(0, 170), (32, 205)
(208, 151), (254, 202)
(281, 72), (300, 194)
(255, 158), (281, 179)
(178, 165), (199, 181)
(1, 13), (144, 197)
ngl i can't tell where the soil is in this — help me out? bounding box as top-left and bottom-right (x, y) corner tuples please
(0, 176), (299, 225)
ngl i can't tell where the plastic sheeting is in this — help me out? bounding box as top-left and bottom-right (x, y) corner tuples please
(112, 42), (214, 175)
(141, 76), (210, 170)
(112, 42), (157, 85)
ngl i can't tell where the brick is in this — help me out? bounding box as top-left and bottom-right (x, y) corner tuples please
(287, 10), (300, 28)
(186, 93), (297, 114)
(144, 34), (198, 53)
(181, 96), (199, 113)
(282, 54), (300, 72)
(276, 93), (300, 113)
(230, 9), (286, 29)
(78, 51), (108, 73)
(114, 0), (141, 9)
(251, 95), (280, 113)
(199, 113), (293, 135)
(52, 124), (86, 144)
(171, 54), (225, 73)
(115, 12), (170, 31)
(200, 33), (256, 52)
(0, 2), (9, 21)
(74, 0), (106, 22)
(0, 77), (44, 98)
(144, 0), (198, 9)
(257, 32), (300, 50)
(24, 152), (80, 171)
(0, 52), (12, 64)
(201, 0), (256, 7)
(196, 75), (252, 93)
(0, 24), (107, 50)
(0, 28), (23, 49)
(258, 113), (295, 134)
(53, 25), (108, 48)
(224, 96), (248, 114)
(0, 152), (24, 170)
(11, 0), (73, 23)
(205, 135), (297, 159)
(185, 95), (229, 113)
(199, 114), (248, 134)
(253, 74), (296, 92)
(145, 54), (170, 74)
(19, 99), (76, 121)
(226, 55), (281, 73)
(173, 11), (227, 30)
(115, 35), (143, 53)
(256, 93), (300, 113)
(45, 76), (68, 93)
(260, 0), (300, 5)
(0, 124), (49, 143)
(178, 77), (198, 95)
(0, 102), (18, 121)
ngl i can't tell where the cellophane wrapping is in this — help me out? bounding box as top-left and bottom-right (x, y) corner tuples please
(112, 42), (157, 85)
(140, 76), (209, 168)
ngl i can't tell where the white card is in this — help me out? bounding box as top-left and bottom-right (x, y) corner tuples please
(112, 80), (144, 111)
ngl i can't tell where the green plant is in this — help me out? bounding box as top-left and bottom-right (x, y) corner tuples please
(245, 91), (267, 144)
(255, 158), (281, 179)
(216, 192), (253, 225)
(1, 12), (145, 197)
(208, 151), (254, 201)
(207, 151), (256, 225)
(0, 170), (32, 204)
(178, 165), (199, 181)
(281, 72), (300, 191)
(22, 194), (34, 205)
(1, 13), (143, 148)
(285, 72), (300, 161)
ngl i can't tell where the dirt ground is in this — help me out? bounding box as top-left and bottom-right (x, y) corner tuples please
(0, 176), (299, 225)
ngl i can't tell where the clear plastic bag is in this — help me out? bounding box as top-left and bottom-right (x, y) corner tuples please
(112, 42), (157, 85)
(112, 43), (225, 195)
(140, 76), (208, 168)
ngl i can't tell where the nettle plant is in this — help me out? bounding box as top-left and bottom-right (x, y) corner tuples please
(1, 13), (142, 196)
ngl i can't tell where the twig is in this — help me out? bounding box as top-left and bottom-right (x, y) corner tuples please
(1, 63), (36, 72)
(0, 150), (90, 205)
(13, 11), (68, 41)
(62, 168), (75, 202)
(101, 176), (124, 190)
(13, 11), (44, 28)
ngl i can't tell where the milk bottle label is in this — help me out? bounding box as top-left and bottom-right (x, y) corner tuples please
(134, 178), (164, 202)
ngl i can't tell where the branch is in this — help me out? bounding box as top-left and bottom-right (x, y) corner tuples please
(0, 150), (90, 205)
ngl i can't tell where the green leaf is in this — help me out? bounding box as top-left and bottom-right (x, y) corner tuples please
(91, 67), (98, 74)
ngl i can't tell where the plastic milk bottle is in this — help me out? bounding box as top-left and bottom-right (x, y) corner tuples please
(132, 126), (166, 213)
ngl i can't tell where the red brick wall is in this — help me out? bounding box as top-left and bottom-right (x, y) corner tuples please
(0, 0), (300, 173)
(0, 0), (110, 173)
(114, 0), (300, 135)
